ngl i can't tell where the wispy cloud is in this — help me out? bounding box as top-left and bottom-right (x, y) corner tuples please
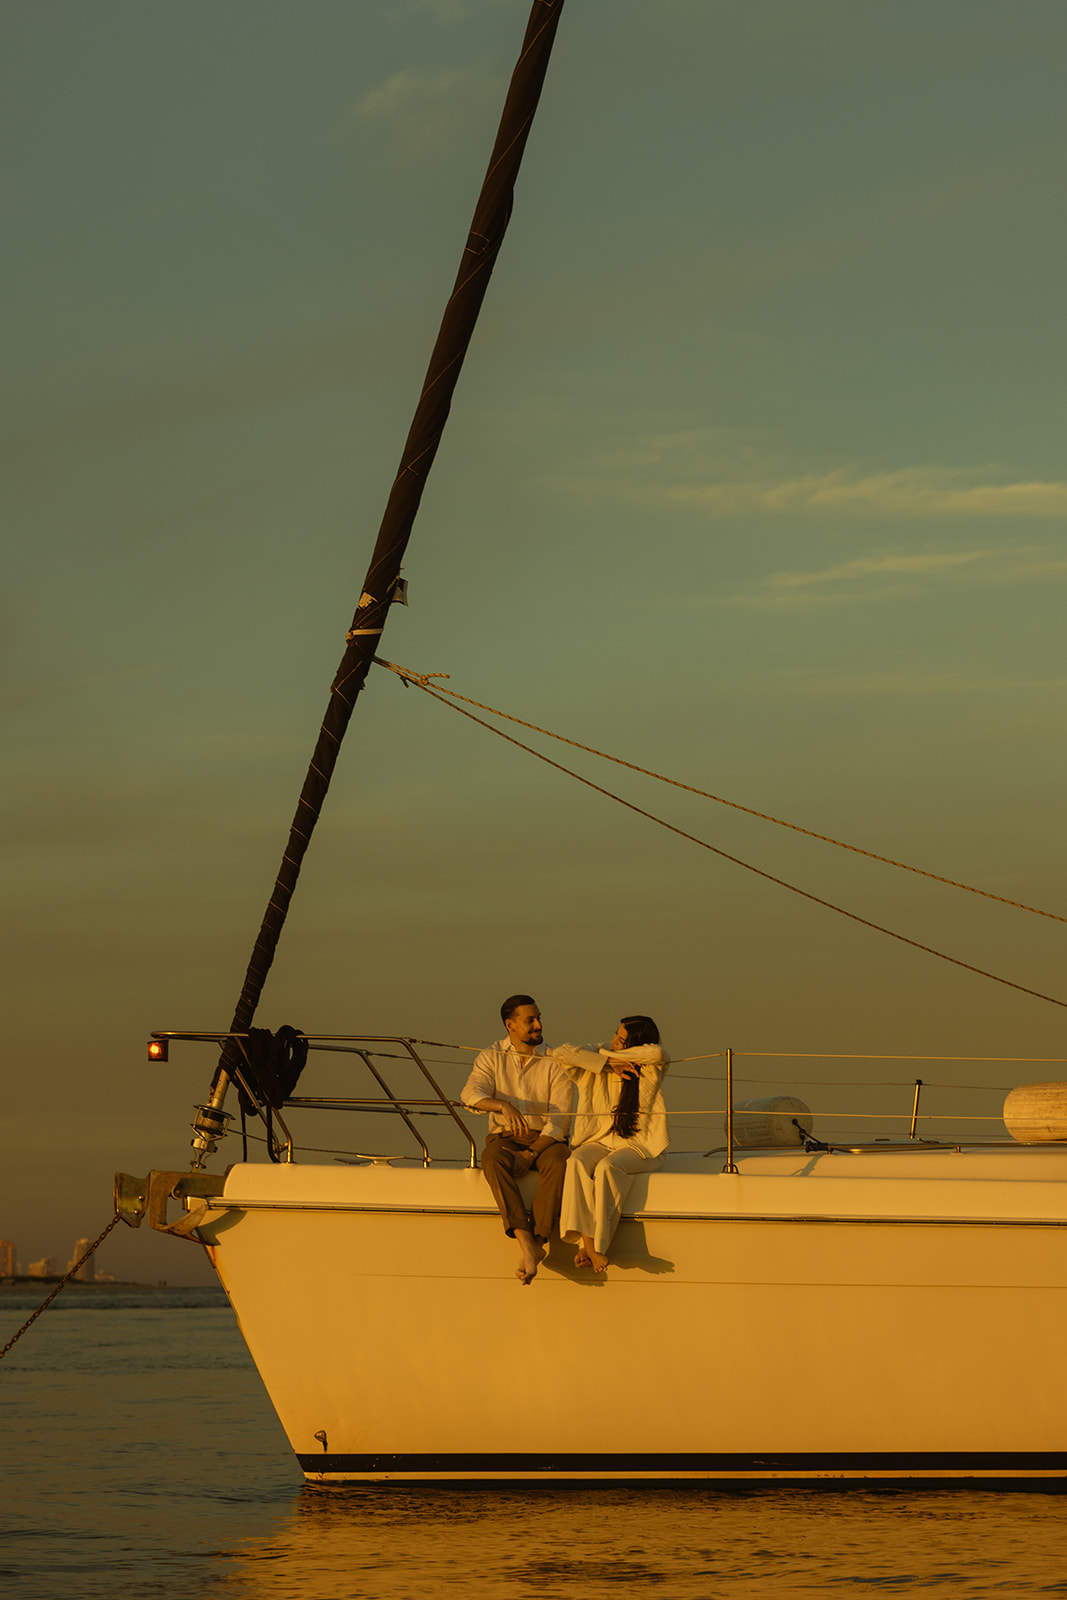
(728, 547), (1067, 610)
(354, 65), (506, 156)
(666, 467), (1067, 518)
(572, 432), (1067, 523)
(611, 442), (1067, 608)
(770, 551), (993, 589)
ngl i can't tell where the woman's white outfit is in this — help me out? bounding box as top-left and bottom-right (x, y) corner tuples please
(553, 1042), (670, 1256)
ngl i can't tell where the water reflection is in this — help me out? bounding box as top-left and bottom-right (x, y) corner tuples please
(223, 1485), (1067, 1598)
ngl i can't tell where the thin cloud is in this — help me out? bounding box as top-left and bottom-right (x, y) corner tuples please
(355, 65), (506, 156)
(728, 584), (911, 612)
(580, 434), (1067, 523)
(728, 547), (1067, 610)
(666, 467), (1067, 518)
(770, 551), (994, 590)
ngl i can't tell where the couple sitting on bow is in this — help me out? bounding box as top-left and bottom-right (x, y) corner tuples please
(460, 994), (669, 1283)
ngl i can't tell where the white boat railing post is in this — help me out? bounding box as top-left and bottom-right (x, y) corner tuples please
(909, 1077), (924, 1140)
(353, 1047), (431, 1166)
(401, 1040), (480, 1167)
(722, 1047), (739, 1175)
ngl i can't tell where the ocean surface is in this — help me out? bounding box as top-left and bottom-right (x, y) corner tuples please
(3, 1286), (1067, 1600)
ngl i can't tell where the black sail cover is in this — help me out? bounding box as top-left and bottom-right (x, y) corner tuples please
(217, 0), (567, 1084)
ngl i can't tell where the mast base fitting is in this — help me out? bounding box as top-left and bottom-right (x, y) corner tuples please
(190, 1104), (233, 1163)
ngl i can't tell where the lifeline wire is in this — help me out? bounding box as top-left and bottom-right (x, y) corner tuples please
(377, 663), (1067, 1013)
(415, 1041), (1067, 1068)
(377, 659), (1067, 926)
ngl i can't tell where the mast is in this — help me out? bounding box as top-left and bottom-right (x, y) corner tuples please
(191, 0), (567, 1164)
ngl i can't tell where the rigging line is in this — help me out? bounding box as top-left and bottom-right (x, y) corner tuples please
(375, 659), (1067, 927)
(689, 1074), (1011, 1088)
(732, 1050), (1067, 1062)
(388, 675), (1067, 1014)
(376, 1040), (1051, 1067)
(666, 1114), (1011, 1124)
(669, 1074), (1012, 1088)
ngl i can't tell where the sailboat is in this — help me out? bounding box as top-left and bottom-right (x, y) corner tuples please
(117, 0), (1067, 1486)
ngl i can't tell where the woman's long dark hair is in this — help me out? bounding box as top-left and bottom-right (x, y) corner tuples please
(611, 1015), (660, 1139)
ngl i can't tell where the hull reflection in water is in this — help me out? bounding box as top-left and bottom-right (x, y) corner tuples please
(187, 1145), (1067, 1485)
(225, 1484), (1067, 1598)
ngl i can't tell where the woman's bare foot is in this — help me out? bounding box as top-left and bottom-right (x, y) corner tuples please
(515, 1230), (546, 1284)
(574, 1234), (595, 1269)
(588, 1248), (609, 1274)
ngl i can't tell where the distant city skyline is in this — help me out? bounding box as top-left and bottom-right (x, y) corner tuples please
(1, 1237), (116, 1282)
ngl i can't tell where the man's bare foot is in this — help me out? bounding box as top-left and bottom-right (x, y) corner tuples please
(574, 1250), (592, 1269)
(588, 1248), (609, 1274)
(515, 1230), (546, 1284)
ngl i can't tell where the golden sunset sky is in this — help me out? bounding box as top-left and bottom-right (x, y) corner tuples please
(6, 0), (1067, 1281)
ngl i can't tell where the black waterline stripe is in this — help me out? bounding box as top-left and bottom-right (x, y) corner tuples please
(296, 1450), (1067, 1476)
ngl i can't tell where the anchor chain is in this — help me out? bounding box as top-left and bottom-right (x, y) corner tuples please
(0, 1214), (123, 1362)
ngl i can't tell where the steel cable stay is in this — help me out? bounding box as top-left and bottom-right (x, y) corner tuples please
(377, 658), (1067, 926)
(374, 660), (1067, 1012)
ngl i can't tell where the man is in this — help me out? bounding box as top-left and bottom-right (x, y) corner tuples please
(461, 994), (576, 1283)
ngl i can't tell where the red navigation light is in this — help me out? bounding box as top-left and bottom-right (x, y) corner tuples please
(148, 1039), (169, 1062)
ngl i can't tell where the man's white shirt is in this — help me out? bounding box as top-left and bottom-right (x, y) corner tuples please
(461, 1039), (576, 1142)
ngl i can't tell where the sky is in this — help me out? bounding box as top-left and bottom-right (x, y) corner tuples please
(4, 0), (1067, 1284)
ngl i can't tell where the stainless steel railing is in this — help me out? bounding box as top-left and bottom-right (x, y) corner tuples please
(152, 1034), (1067, 1170)
(152, 1030), (479, 1167)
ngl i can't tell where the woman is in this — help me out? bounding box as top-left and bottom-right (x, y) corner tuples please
(551, 1015), (669, 1273)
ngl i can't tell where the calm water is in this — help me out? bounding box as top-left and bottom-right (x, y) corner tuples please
(3, 1287), (1067, 1599)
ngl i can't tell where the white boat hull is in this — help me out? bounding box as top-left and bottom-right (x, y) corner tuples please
(191, 1150), (1067, 1484)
